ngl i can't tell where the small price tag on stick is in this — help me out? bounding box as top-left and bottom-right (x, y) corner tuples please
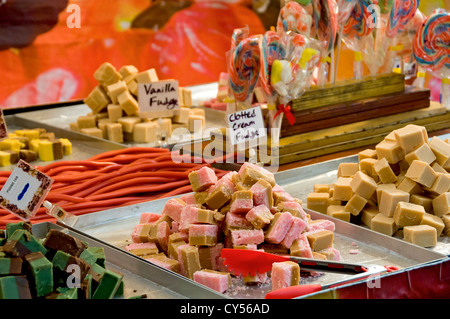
(138, 80), (180, 118)
(227, 106), (266, 146)
(0, 160), (53, 220)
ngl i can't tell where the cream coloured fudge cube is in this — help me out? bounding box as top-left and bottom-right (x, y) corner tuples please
(350, 171), (377, 199)
(77, 115), (97, 129)
(373, 157), (397, 184)
(326, 205), (350, 222)
(410, 194), (433, 213)
(118, 91), (139, 116)
(393, 124), (427, 153)
(127, 79), (138, 96)
(133, 122), (158, 143)
(371, 213), (398, 236)
(376, 139), (405, 164)
(135, 69), (159, 83)
(118, 65), (138, 78)
(442, 215), (450, 236)
(420, 213), (445, 237)
(396, 177), (423, 195)
(431, 162), (447, 174)
(117, 116), (141, 133)
(107, 80), (128, 104)
(173, 107), (190, 124)
(155, 118), (172, 137)
(337, 162), (359, 178)
(379, 189), (409, 217)
(361, 206), (379, 228)
(403, 225), (437, 247)
(423, 173), (450, 195)
(180, 88), (192, 107)
(188, 114), (204, 133)
(306, 230), (334, 252)
(306, 192), (329, 214)
(345, 194), (367, 216)
(84, 85), (110, 113)
(404, 143), (436, 165)
(359, 158), (379, 180)
(393, 201), (425, 227)
(429, 136), (450, 167)
(405, 160), (437, 188)
(432, 192), (450, 217)
(376, 183), (396, 203)
(80, 127), (103, 139)
(106, 104), (121, 121)
(94, 62), (122, 86)
(314, 184), (330, 193)
(332, 177), (353, 201)
(105, 123), (124, 143)
(358, 149), (377, 161)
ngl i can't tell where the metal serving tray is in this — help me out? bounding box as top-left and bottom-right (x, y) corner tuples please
(274, 131), (450, 256)
(0, 114), (125, 171)
(71, 194), (446, 299)
(14, 102), (226, 149)
(32, 222), (226, 299)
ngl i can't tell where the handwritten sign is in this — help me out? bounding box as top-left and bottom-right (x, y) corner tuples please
(138, 80), (179, 117)
(227, 106), (266, 145)
(0, 160), (53, 221)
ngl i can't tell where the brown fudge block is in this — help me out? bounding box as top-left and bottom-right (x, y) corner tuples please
(432, 192), (450, 217)
(429, 136), (450, 167)
(396, 177), (423, 195)
(361, 206), (379, 227)
(420, 213), (445, 237)
(327, 205), (350, 222)
(374, 157), (398, 184)
(358, 149), (377, 161)
(106, 80), (128, 104)
(405, 160), (437, 188)
(370, 213), (398, 236)
(350, 171), (377, 199)
(337, 162), (359, 178)
(376, 139), (405, 164)
(105, 123), (124, 143)
(77, 115), (97, 129)
(379, 189), (410, 217)
(80, 127), (103, 139)
(404, 143), (436, 165)
(135, 69), (159, 83)
(423, 173), (450, 195)
(345, 194), (367, 216)
(394, 124), (428, 153)
(332, 177), (353, 201)
(117, 91), (139, 116)
(133, 122), (158, 143)
(43, 229), (86, 257)
(410, 194), (434, 213)
(393, 201), (425, 227)
(306, 230), (334, 251)
(84, 85), (110, 114)
(306, 192), (329, 214)
(403, 225), (437, 247)
(93, 62), (122, 86)
(107, 104), (123, 122)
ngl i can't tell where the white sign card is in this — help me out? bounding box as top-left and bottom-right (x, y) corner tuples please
(0, 160), (53, 220)
(138, 80), (180, 117)
(227, 106), (267, 145)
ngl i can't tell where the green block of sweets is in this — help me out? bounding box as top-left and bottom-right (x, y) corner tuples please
(79, 248), (97, 266)
(0, 275), (32, 299)
(86, 247), (106, 267)
(52, 250), (91, 281)
(0, 257), (22, 275)
(114, 280), (124, 298)
(88, 262), (106, 284)
(92, 269), (123, 299)
(24, 252), (53, 297)
(46, 287), (78, 299)
(2, 230), (47, 258)
(5, 222), (32, 238)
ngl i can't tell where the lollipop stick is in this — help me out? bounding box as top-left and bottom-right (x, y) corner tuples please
(441, 78), (450, 110)
(332, 26), (344, 84)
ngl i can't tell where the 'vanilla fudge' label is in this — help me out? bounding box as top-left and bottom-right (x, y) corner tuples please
(0, 160), (53, 220)
(138, 80), (180, 116)
(227, 106), (266, 146)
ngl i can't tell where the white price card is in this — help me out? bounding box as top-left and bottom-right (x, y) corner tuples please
(0, 160), (53, 221)
(227, 105), (267, 145)
(138, 80), (180, 117)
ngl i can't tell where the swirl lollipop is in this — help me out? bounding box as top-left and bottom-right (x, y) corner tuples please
(227, 35), (262, 108)
(413, 9), (450, 108)
(259, 30), (287, 99)
(231, 26), (250, 49)
(277, 1), (313, 37)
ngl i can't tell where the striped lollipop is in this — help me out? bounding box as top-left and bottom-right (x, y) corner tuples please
(343, 0), (377, 39)
(259, 31), (287, 97)
(227, 35), (262, 104)
(413, 9), (450, 77)
(386, 0), (419, 39)
(277, 1), (313, 37)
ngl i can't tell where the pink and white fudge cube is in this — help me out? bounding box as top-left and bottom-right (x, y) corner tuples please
(189, 224), (219, 246)
(162, 198), (186, 222)
(179, 205), (200, 231)
(230, 229), (265, 246)
(265, 212), (294, 244)
(271, 261), (300, 291)
(307, 219), (336, 232)
(152, 221), (170, 253)
(139, 212), (161, 224)
(229, 191), (253, 214)
(188, 166), (218, 192)
(245, 204), (274, 229)
(291, 234), (313, 258)
(224, 211), (253, 234)
(125, 242), (158, 252)
(209, 171), (236, 193)
(180, 193), (196, 205)
(280, 201), (307, 220)
(250, 179), (273, 208)
(280, 217), (308, 249)
(193, 269), (231, 293)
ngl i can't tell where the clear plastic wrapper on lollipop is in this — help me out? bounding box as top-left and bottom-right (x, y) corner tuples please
(413, 9), (450, 109)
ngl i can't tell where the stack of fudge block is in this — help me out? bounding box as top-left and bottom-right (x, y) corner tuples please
(0, 222), (127, 299)
(307, 124), (450, 248)
(128, 162), (340, 293)
(0, 128), (72, 166)
(74, 62), (205, 144)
